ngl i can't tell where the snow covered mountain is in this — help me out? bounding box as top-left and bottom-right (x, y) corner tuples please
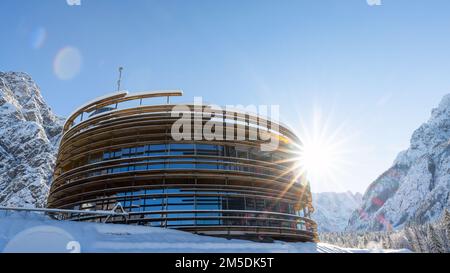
(347, 94), (450, 231)
(0, 72), (63, 208)
(312, 192), (362, 232)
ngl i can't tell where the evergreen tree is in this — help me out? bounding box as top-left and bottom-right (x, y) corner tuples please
(414, 226), (427, 253)
(386, 234), (394, 250)
(441, 209), (450, 252)
(427, 224), (445, 253)
(405, 227), (420, 252)
(443, 209), (450, 231)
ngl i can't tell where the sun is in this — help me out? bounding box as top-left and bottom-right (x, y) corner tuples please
(297, 133), (341, 184)
(290, 108), (352, 192)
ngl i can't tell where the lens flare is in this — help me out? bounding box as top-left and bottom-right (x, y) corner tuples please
(30, 27), (47, 49)
(53, 46), (82, 80)
(287, 107), (355, 193)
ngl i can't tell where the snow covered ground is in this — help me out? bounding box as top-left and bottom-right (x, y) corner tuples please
(0, 212), (409, 253)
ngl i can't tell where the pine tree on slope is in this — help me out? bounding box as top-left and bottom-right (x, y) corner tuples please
(441, 209), (450, 252)
(427, 224), (445, 253)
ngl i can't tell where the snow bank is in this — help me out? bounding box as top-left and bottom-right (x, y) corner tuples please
(0, 212), (409, 253)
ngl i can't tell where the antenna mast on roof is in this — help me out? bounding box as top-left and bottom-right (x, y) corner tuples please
(117, 67), (124, 92)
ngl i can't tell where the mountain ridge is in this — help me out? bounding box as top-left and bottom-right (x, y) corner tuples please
(0, 71), (64, 208)
(347, 94), (450, 231)
(312, 191), (362, 232)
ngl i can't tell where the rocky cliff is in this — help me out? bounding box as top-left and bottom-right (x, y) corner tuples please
(347, 95), (450, 231)
(0, 72), (63, 208)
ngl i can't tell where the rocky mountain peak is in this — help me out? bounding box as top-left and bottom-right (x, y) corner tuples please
(0, 72), (64, 208)
(347, 94), (450, 231)
(312, 191), (363, 232)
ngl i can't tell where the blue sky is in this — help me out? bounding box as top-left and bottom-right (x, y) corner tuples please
(1, 0), (450, 193)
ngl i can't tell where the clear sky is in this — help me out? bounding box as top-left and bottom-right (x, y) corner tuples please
(1, 0), (450, 194)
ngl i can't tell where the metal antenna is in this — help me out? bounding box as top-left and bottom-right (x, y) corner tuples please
(117, 67), (124, 92)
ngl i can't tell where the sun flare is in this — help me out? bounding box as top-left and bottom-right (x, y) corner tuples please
(297, 133), (342, 184)
(290, 108), (353, 192)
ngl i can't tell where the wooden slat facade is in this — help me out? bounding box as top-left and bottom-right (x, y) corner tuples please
(47, 92), (318, 242)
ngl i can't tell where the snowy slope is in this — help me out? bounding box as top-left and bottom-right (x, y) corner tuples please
(0, 212), (408, 253)
(312, 192), (362, 232)
(347, 95), (450, 231)
(0, 72), (64, 208)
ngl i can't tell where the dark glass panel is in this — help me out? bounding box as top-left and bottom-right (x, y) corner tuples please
(236, 150), (248, 159)
(255, 199), (265, 211)
(227, 197), (245, 210)
(245, 197), (256, 210)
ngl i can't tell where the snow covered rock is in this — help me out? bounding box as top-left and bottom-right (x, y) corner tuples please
(347, 95), (450, 231)
(312, 192), (362, 232)
(0, 72), (64, 208)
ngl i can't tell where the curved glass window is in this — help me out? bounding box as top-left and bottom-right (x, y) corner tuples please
(69, 143), (296, 177)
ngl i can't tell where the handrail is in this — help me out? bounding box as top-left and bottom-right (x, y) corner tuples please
(0, 206), (128, 217)
(64, 90), (184, 132)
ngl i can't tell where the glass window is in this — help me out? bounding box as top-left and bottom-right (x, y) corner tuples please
(148, 144), (166, 151)
(148, 163), (165, 170)
(255, 199), (266, 211)
(134, 164), (146, 171)
(145, 189), (164, 195)
(144, 213), (162, 220)
(145, 198), (163, 206)
(225, 146), (236, 157)
(168, 204), (194, 211)
(266, 200), (280, 213)
(236, 150), (248, 159)
(196, 163), (218, 170)
(112, 150), (122, 158)
(131, 198), (141, 212)
(196, 219), (220, 226)
(169, 143), (195, 150)
(196, 144), (217, 150)
(227, 197), (245, 210)
(89, 152), (103, 164)
(196, 196), (221, 210)
(245, 197), (256, 210)
(217, 146), (225, 156)
(170, 162), (195, 169)
(167, 220), (195, 226)
(168, 150), (183, 156)
(279, 202), (289, 213)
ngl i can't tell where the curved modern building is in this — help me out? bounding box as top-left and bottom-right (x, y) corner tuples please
(47, 91), (317, 242)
